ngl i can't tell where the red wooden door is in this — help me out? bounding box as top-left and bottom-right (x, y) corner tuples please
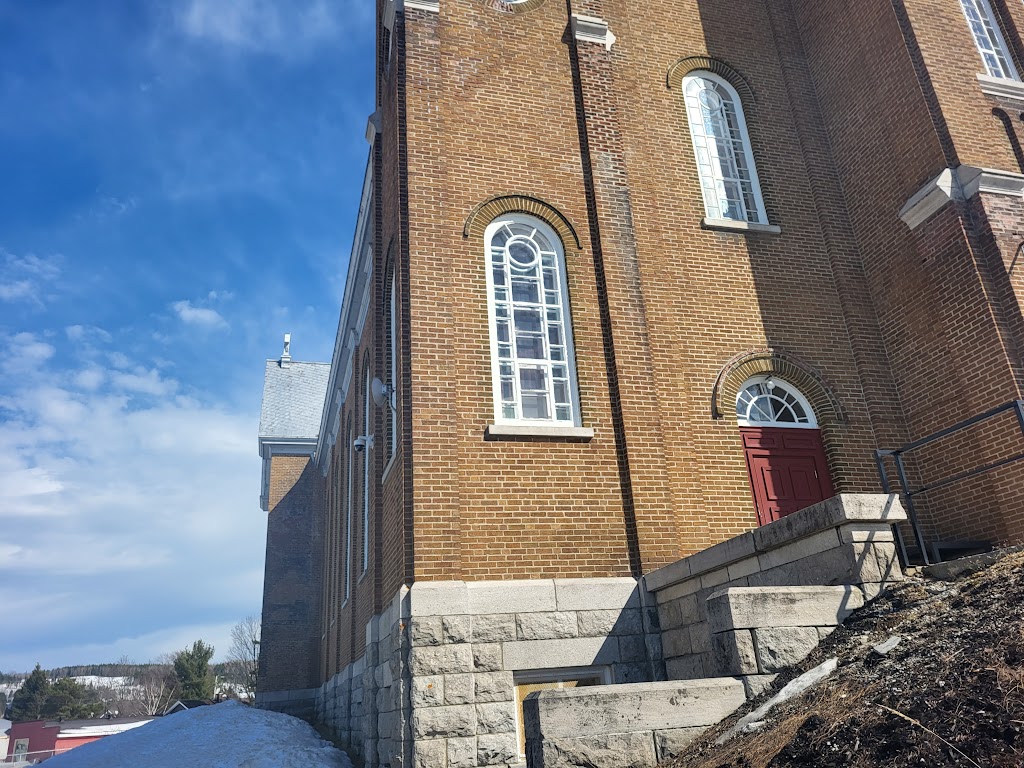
(741, 427), (834, 526)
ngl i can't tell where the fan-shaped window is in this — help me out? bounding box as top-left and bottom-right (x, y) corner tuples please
(958, 0), (1018, 79)
(736, 376), (817, 428)
(682, 71), (767, 225)
(485, 214), (580, 426)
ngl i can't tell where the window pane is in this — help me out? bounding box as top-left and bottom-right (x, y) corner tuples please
(511, 279), (539, 303)
(520, 367), (548, 391)
(521, 394), (550, 419)
(514, 308), (542, 332)
(516, 334), (545, 359)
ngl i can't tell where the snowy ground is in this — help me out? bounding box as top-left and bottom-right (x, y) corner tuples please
(45, 700), (353, 768)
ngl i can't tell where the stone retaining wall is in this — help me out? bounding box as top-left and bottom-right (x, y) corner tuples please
(522, 679), (746, 767)
(312, 577), (663, 768)
(646, 494), (906, 682)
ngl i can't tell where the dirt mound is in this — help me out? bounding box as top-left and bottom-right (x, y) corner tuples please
(667, 550), (1024, 767)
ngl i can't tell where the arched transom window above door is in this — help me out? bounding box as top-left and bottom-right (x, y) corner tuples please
(736, 376), (817, 428)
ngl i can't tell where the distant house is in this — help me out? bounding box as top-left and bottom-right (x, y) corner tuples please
(162, 699), (213, 716)
(5, 716), (152, 764)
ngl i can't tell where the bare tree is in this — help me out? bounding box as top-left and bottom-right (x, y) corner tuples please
(225, 615), (261, 700)
(126, 655), (179, 716)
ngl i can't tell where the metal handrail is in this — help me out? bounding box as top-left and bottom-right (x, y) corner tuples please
(875, 399), (1024, 566)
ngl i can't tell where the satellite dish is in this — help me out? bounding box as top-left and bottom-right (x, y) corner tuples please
(371, 377), (390, 408)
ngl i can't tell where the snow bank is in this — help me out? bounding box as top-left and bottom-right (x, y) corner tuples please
(45, 700), (352, 768)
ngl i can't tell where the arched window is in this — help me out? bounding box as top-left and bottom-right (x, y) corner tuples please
(736, 376), (817, 428)
(958, 0), (1018, 80)
(484, 214), (580, 426)
(682, 71), (766, 224)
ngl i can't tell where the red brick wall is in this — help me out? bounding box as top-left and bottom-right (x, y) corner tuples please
(258, 454), (323, 693)
(309, 0), (1024, 680)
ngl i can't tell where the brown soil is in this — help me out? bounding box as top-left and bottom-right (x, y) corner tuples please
(666, 551), (1024, 768)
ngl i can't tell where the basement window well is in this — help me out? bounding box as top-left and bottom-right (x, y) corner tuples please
(513, 666), (610, 757)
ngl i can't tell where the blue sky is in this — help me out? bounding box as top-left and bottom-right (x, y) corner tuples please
(0, 0), (374, 671)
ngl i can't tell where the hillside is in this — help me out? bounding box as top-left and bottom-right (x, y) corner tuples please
(667, 549), (1024, 767)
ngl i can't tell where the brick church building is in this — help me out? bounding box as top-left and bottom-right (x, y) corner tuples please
(256, 0), (1024, 765)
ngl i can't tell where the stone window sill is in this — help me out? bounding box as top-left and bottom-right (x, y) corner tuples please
(702, 218), (782, 235)
(977, 73), (1024, 102)
(485, 424), (595, 441)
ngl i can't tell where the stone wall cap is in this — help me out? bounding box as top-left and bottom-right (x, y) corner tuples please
(646, 494), (905, 592)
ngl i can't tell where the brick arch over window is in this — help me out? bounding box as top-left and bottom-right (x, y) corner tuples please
(464, 195), (582, 251)
(711, 348), (847, 426)
(666, 55), (755, 106)
(479, 0), (546, 14)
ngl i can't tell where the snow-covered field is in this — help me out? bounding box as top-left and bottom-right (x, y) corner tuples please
(44, 700), (353, 768)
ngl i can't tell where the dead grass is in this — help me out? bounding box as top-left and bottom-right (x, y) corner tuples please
(665, 551), (1024, 768)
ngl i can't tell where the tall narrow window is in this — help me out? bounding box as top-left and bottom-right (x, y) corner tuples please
(362, 368), (371, 575)
(682, 71), (767, 225)
(384, 264), (397, 464)
(959, 0), (1018, 79)
(484, 215), (581, 426)
(343, 420), (353, 602)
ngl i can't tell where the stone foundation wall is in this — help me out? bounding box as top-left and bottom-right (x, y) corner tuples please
(523, 679), (746, 767)
(646, 494), (906, 681)
(314, 577), (662, 768)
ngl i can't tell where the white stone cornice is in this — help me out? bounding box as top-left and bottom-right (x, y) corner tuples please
(899, 165), (1024, 229)
(403, 0), (439, 12)
(977, 73), (1024, 103)
(365, 111), (381, 144)
(570, 14), (616, 51)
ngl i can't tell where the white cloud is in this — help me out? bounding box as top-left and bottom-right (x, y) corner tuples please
(0, 334), (265, 670)
(66, 324), (113, 343)
(178, 0), (343, 56)
(0, 250), (62, 305)
(171, 299), (229, 329)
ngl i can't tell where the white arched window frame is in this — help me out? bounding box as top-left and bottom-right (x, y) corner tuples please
(484, 214), (582, 427)
(736, 376), (818, 429)
(958, 0), (1018, 80)
(682, 71), (767, 225)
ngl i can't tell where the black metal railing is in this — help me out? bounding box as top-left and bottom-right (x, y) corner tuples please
(875, 399), (1024, 566)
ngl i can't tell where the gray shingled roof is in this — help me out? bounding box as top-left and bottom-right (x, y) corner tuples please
(259, 360), (331, 440)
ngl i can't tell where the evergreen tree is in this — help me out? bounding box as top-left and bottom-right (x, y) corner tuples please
(173, 641), (215, 700)
(10, 664), (50, 721)
(40, 678), (104, 720)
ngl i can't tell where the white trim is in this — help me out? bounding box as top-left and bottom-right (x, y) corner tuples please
(484, 214), (583, 429)
(315, 154), (375, 470)
(365, 111), (381, 144)
(959, 0), (1019, 80)
(486, 424), (594, 440)
(403, 0), (440, 11)
(736, 375), (818, 428)
(361, 375), (372, 576)
(701, 218), (781, 235)
(570, 15), (616, 51)
(899, 165), (1024, 229)
(381, 452), (399, 484)
(682, 71), (769, 226)
(977, 72), (1024, 101)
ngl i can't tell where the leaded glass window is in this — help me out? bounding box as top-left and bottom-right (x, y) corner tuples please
(736, 377), (817, 428)
(485, 215), (580, 425)
(959, 0), (1018, 79)
(682, 72), (767, 224)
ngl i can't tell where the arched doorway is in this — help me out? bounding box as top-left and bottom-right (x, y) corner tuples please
(736, 376), (835, 525)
